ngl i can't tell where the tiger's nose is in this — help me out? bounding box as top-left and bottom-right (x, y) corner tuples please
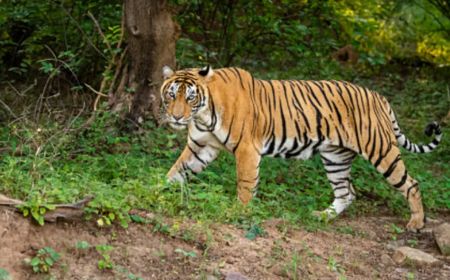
(173, 115), (183, 121)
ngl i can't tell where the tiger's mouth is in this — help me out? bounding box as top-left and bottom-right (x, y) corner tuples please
(169, 121), (188, 130)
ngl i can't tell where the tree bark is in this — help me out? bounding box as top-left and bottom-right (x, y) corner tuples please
(110, 0), (179, 128)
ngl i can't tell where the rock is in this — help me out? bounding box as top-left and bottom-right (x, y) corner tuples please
(392, 246), (440, 267)
(434, 223), (450, 256)
(386, 239), (405, 251)
(206, 275), (219, 280)
(380, 254), (393, 266)
(426, 217), (442, 224)
(225, 271), (249, 280)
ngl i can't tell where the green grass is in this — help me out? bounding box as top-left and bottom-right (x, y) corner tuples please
(0, 69), (448, 228)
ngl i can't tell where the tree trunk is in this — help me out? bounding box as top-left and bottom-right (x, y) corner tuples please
(109, 0), (179, 128)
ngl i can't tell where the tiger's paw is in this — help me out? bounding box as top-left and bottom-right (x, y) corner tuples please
(406, 216), (425, 232)
(166, 172), (185, 185)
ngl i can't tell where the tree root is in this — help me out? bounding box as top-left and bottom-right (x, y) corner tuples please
(0, 194), (93, 223)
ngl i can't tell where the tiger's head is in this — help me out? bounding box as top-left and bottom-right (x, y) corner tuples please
(160, 65), (213, 130)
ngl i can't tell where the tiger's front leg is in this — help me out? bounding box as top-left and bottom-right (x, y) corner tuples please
(235, 146), (261, 204)
(167, 142), (220, 184)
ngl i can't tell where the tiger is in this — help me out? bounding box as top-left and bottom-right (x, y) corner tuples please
(160, 65), (442, 231)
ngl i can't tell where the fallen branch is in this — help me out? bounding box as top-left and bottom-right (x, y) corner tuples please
(0, 194), (94, 223)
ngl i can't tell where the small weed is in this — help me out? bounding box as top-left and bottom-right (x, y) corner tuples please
(174, 248), (197, 258)
(390, 224), (404, 234)
(284, 251), (301, 280)
(407, 271), (415, 280)
(181, 228), (195, 242)
(152, 219), (171, 235)
(75, 240), (91, 250)
(245, 224), (266, 240)
(407, 239), (418, 248)
(335, 226), (357, 236)
(389, 223), (405, 240)
(74, 240), (91, 257)
(95, 244), (114, 270)
(115, 265), (144, 280)
(328, 256), (346, 278)
(271, 240), (286, 260)
(154, 245), (166, 259)
(25, 247), (61, 274)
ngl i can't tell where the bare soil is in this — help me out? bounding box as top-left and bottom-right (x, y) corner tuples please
(1, 209), (449, 280)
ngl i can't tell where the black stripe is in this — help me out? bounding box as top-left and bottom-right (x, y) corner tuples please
(286, 132), (311, 158)
(216, 70), (228, 82)
(332, 186), (348, 191)
(222, 69), (232, 81)
(278, 99), (287, 150)
(232, 67), (245, 89)
(418, 145), (425, 153)
(189, 135), (206, 148)
(406, 182), (418, 200)
(239, 178), (257, 184)
(223, 115), (235, 145)
(393, 172), (408, 188)
(312, 81), (333, 111)
(325, 166), (351, 174)
(303, 82), (322, 108)
(332, 102), (342, 124)
(383, 155), (401, 178)
(188, 145), (206, 165)
(232, 121), (246, 153)
(267, 80), (277, 108)
(281, 81), (293, 119)
(336, 192), (350, 199)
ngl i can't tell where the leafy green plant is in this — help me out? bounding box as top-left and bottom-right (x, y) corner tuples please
(25, 247), (61, 274)
(96, 245), (114, 270)
(19, 201), (55, 226)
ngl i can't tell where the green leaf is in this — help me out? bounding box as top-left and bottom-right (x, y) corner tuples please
(44, 257), (54, 266)
(76, 241), (91, 250)
(22, 208), (29, 217)
(30, 257), (41, 266)
(108, 212), (115, 221)
(130, 214), (146, 224)
(174, 248), (196, 258)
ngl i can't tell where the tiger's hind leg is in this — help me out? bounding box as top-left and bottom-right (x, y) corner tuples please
(372, 146), (424, 231)
(315, 147), (357, 220)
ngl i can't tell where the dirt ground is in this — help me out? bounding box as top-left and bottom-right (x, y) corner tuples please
(1, 209), (450, 280)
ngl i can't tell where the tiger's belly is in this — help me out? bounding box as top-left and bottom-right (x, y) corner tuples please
(261, 137), (328, 159)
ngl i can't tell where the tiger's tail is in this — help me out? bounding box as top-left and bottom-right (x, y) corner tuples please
(389, 108), (442, 153)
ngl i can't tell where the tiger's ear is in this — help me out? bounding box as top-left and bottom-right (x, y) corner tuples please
(198, 65), (214, 80)
(162, 65), (174, 79)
